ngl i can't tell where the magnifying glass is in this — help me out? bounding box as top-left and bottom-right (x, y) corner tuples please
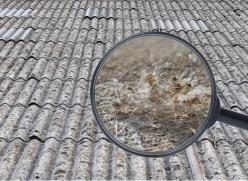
(90, 32), (248, 157)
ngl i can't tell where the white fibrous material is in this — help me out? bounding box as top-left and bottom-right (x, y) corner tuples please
(95, 36), (212, 152)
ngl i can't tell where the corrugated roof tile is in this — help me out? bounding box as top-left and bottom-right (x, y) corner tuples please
(0, 8), (10, 17)
(173, 19), (183, 31)
(9, 27), (25, 40)
(3, 57), (25, 79)
(197, 20), (208, 32)
(168, 9), (177, 20)
(140, 19), (149, 31)
(99, 7), (107, 18)
(181, 19), (192, 31)
(195, 31), (209, 46)
(1, 27), (16, 40)
(216, 140), (247, 179)
(175, 9), (186, 20)
(0, 140), (25, 179)
(197, 140), (226, 179)
(85, 7), (91, 18)
(0, 27), (8, 37)
(187, 31), (200, 45)
(157, 19), (165, 30)
(189, 19), (200, 32)
(227, 61), (247, 84)
(178, 31), (189, 42)
(164, 19), (174, 31)
(150, 19), (157, 31)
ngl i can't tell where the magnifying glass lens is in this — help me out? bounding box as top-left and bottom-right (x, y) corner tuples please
(94, 34), (212, 154)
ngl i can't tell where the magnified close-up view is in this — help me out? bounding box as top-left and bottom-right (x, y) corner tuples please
(94, 35), (212, 153)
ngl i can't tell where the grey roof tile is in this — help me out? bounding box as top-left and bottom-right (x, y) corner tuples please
(140, 19), (150, 31)
(173, 19), (183, 31)
(191, 9), (202, 20)
(0, 104), (11, 123)
(187, 31), (201, 45)
(223, 45), (243, 64)
(168, 9), (178, 20)
(164, 19), (174, 31)
(195, 31), (209, 46)
(178, 31), (190, 42)
(0, 27), (8, 37)
(115, 18), (123, 31)
(92, 8), (99, 18)
(216, 140), (247, 179)
(9, 27), (25, 40)
(0, 41), (15, 58)
(204, 45), (220, 62)
(132, 18), (140, 31)
(197, 20), (209, 32)
(181, 19), (192, 31)
(0, 28), (33, 41)
(107, 8), (114, 19)
(4, 57), (27, 79)
(85, 7), (91, 18)
(22, 9), (32, 17)
(136, 2), (145, 18)
(182, 10), (193, 20)
(115, 8), (122, 19)
(0, 8), (11, 17)
(0, 138), (245, 180)
(226, 61), (247, 84)
(157, 19), (165, 30)
(229, 82), (248, 108)
(197, 140), (226, 179)
(153, 9), (162, 20)
(214, 32), (229, 46)
(235, 62), (248, 77)
(107, 18), (115, 31)
(5, 8), (17, 17)
(214, 61), (237, 83)
(150, 19), (157, 31)
(217, 82), (240, 108)
(214, 46), (231, 63)
(0, 139), (25, 179)
(73, 17), (84, 29)
(189, 19), (200, 32)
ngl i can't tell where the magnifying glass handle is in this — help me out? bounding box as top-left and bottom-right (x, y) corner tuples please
(217, 107), (248, 130)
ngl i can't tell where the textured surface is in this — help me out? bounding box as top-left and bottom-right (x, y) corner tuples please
(0, 0), (248, 180)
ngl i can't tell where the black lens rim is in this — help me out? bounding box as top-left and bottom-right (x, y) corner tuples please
(90, 31), (217, 157)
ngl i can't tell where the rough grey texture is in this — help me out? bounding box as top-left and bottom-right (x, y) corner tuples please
(0, 0), (247, 180)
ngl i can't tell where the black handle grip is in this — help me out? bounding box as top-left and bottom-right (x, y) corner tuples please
(217, 108), (248, 130)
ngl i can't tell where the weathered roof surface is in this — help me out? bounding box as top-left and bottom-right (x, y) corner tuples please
(0, 0), (248, 179)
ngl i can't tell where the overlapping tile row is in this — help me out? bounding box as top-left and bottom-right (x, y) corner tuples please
(0, 104), (97, 141)
(0, 57), (93, 81)
(0, 31), (233, 61)
(0, 0), (248, 180)
(0, 138), (196, 180)
(0, 0), (247, 34)
(0, 27), (33, 41)
(0, 31), (247, 83)
(0, 8), (32, 18)
(0, 41), (104, 60)
(0, 78), (90, 107)
(197, 140), (248, 179)
(0, 138), (247, 180)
